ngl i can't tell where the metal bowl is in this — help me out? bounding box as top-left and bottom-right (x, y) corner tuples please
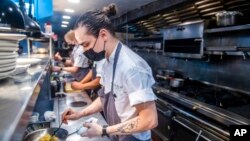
(24, 128), (68, 141)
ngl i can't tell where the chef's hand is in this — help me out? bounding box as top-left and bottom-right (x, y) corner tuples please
(52, 66), (61, 72)
(80, 122), (102, 138)
(71, 81), (84, 90)
(62, 108), (81, 124)
(54, 52), (62, 61)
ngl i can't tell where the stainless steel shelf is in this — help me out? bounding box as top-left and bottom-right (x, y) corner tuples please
(205, 24), (250, 33)
(0, 54), (50, 141)
(128, 36), (163, 41)
(132, 48), (164, 53)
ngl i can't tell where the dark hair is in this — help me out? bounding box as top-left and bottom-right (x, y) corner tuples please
(74, 3), (117, 38)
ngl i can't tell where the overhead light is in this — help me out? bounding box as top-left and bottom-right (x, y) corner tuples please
(61, 24), (68, 28)
(62, 15), (71, 19)
(67, 0), (80, 3)
(62, 21), (69, 24)
(64, 8), (74, 13)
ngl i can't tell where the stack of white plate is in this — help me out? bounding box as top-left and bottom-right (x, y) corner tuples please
(0, 33), (26, 80)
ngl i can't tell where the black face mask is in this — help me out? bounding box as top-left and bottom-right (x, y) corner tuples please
(83, 37), (106, 61)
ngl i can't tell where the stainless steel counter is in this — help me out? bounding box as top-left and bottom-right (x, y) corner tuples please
(52, 91), (109, 141)
(0, 55), (50, 141)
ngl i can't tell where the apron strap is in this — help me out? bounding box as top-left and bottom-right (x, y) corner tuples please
(92, 63), (97, 80)
(111, 42), (122, 96)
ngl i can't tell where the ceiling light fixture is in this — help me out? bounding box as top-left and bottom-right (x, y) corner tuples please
(61, 24), (68, 28)
(64, 8), (74, 13)
(62, 21), (69, 24)
(67, 0), (80, 3)
(62, 15), (71, 19)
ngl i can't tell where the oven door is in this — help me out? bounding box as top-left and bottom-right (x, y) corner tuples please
(172, 116), (227, 141)
(153, 101), (174, 141)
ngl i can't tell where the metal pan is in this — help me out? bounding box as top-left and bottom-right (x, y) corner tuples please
(170, 78), (184, 88)
(24, 128), (68, 141)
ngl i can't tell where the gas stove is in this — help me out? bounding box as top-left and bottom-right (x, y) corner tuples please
(152, 80), (250, 141)
(154, 80), (250, 119)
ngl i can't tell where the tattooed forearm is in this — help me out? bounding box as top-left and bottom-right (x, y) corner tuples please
(116, 118), (140, 133)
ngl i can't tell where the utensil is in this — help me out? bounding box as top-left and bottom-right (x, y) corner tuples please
(51, 121), (63, 137)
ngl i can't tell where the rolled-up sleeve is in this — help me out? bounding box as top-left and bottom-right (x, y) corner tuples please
(123, 67), (157, 106)
(95, 59), (105, 77)
(73, 53), (84, 67)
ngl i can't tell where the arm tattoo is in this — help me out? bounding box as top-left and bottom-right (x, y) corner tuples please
(117, 118), (140, 133)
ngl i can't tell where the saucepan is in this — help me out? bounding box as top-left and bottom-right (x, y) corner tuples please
(156, 74), (184, 88)
(169, 78), (184, 88)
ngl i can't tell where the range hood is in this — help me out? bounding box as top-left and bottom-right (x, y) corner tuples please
(0, 0), (25, 32)
(115, 0), (250, 34)
(19, 0), (42, 38)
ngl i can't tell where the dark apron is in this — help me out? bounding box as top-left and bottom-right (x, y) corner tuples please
(98, 42), (151, 141)
(74, 67), (89, 82)
(89, 64), (101, 99)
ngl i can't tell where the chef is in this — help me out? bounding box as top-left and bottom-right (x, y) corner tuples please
(53, 30), (90, 81)
(62, 3), (158, 141)
(71, 59), (105, 99)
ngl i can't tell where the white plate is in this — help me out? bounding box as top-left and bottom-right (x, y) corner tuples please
(0, 58), (16, 65)
(0, 52), (16, 56)
(0, 46), (18, 52)
(0, 75), (9, 80)
(0, 69), (15, 77)
(16, 58), (41, 65)
(0, 53), (18, 59)
(0, 65), (15, 73)
(0, 62), (16, 68)
(0, 40), (18, 47)
(0, 33), (26, 41)
(12, 64), (30, 75)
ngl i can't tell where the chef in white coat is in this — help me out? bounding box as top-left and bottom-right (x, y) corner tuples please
(53, 30), (90, 81)
(71, 59), (105, 98)
(62, 3), (158, 141)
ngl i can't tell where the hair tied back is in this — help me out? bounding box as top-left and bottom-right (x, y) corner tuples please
(102, 3), (117, 17)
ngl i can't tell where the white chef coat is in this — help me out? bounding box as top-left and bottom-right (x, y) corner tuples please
(93, 59), (105, 78)
(100, 42), (157, 140)
(71, 45), (89, 68)
(70, 45), (90, 81)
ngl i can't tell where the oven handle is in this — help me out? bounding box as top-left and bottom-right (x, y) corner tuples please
(173, 117), (212, 141)
(194, 38), (203, 42)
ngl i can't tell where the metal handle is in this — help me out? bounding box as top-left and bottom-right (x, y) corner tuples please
(195, 130), (203, 141)
(176, 26), (186, 31)
(156, 74), (168, 80)
(194, 38), (202, 42)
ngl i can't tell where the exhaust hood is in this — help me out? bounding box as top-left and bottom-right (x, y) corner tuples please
(0, 0), (25, 31)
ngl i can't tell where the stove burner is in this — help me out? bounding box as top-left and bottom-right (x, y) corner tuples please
(69, 101), (87, 107)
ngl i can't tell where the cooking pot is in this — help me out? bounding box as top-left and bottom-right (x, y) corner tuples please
(169, 78), (184, 88)
(215, 11), (243, 26)
(24, 128), (68, 141)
